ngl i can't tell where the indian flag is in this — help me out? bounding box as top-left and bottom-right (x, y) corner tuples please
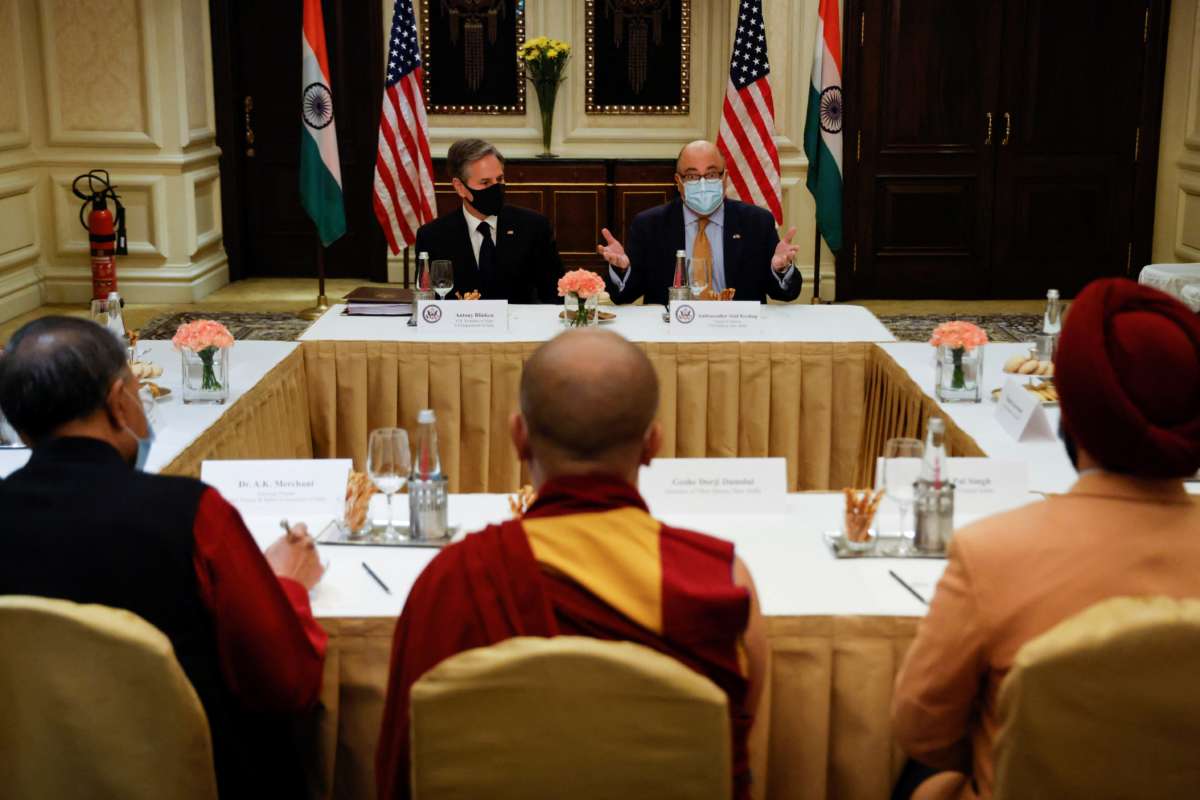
(300, 0), (346, 246)
(803, 0), (843, 252)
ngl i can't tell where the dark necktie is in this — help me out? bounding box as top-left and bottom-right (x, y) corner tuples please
(477, 220), (496, 293)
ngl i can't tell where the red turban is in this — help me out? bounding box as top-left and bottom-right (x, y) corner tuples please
(1056, 278), (1200, 478)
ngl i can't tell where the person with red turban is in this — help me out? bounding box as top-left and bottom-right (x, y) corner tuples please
(889, 278), (1200, 800)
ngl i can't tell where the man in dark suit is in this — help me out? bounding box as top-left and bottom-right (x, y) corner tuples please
(597, 140), (802, 306)
(414, 138), (562, 303)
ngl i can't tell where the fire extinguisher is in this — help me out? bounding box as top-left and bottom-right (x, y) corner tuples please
(73, 169), (128, 301)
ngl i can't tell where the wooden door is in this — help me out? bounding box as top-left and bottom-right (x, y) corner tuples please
(214, 0), (387, 280)
(852, 0), (1005, 298)
(989, 0), (1151, 297)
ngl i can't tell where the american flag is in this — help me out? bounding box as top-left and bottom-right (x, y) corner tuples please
(373, 0), (436, 253)
(716, 0), (783, 224)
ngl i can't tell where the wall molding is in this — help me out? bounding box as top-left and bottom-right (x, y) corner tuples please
(1176, 180), (1200, 259)
(51, 172), (168, 259)
(1185, 7), (1200, 151)
(38, 0), (164, 149)
(0, 265), (42, 321)
(185, 165), (222, 256)
(0, 3), (32, 152)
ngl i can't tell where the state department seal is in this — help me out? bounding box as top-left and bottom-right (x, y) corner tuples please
(421, 305), (443, 324)
(674, 304), (696, 324)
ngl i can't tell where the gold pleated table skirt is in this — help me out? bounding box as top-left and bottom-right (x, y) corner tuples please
(160, 340), (983, 799)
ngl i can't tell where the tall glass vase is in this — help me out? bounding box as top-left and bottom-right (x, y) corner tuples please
(534, 80), (558, 158)
(934, 344), (983, 403)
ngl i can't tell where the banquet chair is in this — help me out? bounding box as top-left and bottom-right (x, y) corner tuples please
(993, 596), (1200, 800)
(0, 595), (217, 800)
(409, 636), (731, 800)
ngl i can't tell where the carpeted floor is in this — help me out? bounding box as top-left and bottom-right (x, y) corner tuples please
(140, 311), (313, 342)
(133, 308), (1046, 343)
(877, 314), (1043, 343)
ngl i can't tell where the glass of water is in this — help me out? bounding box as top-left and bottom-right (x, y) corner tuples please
(688, 257), (711, 298)
(367, 427), (411, 542)
(882, 437), (924, 555)
(431, 260), (454, 299)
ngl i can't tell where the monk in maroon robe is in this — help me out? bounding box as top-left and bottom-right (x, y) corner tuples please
(376, 328), (768, 800)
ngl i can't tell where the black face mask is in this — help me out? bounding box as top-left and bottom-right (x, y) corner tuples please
(468, 182), (505, 217)
(1058, 419), (1079, 471)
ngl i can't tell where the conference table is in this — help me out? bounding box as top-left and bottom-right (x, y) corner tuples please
(0, 304), (1070, 800)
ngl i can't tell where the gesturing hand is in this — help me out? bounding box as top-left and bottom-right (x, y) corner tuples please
(596, 227), (630, 271)
(771, 226), (800, 272)
(265, 522), (326, 590)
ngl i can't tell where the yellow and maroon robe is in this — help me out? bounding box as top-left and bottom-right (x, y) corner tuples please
(376, 474), (753, 800)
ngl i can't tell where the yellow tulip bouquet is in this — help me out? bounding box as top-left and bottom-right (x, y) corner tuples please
(518, 36), (571, 157)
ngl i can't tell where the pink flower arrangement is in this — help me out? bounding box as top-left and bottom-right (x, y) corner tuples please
(172, 319), (235, 353)
(557, 269), (605, 299)
(929, 320), (988, 352)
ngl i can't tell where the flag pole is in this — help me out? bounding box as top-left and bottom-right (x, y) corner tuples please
(811, 219), (823, 305)
(298, 242), (331, 320)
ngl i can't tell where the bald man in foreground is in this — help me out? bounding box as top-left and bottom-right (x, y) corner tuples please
(376, 329), (768, 800)
(598, 139), (802, 305)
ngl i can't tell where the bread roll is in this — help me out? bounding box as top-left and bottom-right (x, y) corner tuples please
(1004, 355), (1026, 372)
(1018, 359), (1039, 375)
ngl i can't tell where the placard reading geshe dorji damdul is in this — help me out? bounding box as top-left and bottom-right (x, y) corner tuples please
(668, 300), (762, 339)
(639, 457), (787, 515)
(201, 459), (352, 520)
(417, 300), (508, 334)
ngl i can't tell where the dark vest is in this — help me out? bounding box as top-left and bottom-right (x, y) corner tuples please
(0, 437), (266, 799)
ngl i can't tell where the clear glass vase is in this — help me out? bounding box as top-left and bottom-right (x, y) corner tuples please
(181, 346), (230, 404)
(935, 344), (983, 403)
(562, 292), (599, 328)
(534, 80), (558, 158)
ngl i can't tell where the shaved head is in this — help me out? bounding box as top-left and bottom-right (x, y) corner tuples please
(519, 329), (658, 464)
(676, 140), (725, 175)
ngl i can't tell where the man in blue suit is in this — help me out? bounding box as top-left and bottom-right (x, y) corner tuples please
(598, 140), (802, 305)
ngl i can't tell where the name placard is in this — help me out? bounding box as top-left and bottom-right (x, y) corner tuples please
(639, 457), (787, 515)
(201, 459), (352, 519)
(877, 457), (1029, 515)
(417, 300), (508, 334)
(668, 300), (762, 338)
(994, 378), (1056, 442)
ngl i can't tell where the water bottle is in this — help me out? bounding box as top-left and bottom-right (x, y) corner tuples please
(105, 291), (128, 349)
(668, 249), (691, 305)
(408, 408), (448, 540)
(913, 417), (955, 553)
(1042, 289), (1062, 335)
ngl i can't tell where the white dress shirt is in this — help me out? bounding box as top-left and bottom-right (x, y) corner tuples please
(463, 205), (499, 269)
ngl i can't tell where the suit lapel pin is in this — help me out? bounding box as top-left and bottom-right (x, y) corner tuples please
(505, 229), (515, 236)
(732, 233), (742, 239)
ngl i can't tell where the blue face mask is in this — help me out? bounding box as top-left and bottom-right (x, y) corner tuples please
(123, 387), (155, 471)
(125, 422), (155, 471)
(682, 178), (724, 216)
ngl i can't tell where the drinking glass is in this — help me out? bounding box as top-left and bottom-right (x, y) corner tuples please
(431, 260), (454, 299)
(882, 437), (924, 555)
(688, 257), (711, 298)
(367, 427), (411, 542)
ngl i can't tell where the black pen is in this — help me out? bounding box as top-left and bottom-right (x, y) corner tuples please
(888, 569), (928, 606)
(361, 561), (392, 595)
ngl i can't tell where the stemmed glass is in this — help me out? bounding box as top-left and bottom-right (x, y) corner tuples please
(688, 257), (711, 299)
(367, 428), (411, 542)
(431, 260), (454, 299)
(882, 437), (924, 555)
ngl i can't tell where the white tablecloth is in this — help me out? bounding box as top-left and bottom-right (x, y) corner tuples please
(0, 341), (298, 479)
(241, 491), (1048, 621)
(879, 342), (1078, 493)
(1138, 263), (1200, 311)
(299, 303), (896, 343)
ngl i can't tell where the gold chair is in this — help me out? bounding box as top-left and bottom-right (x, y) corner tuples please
(0, 595), (218, 800)
(994, 596), (1200, 800)
(409, 636), (731, 800)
